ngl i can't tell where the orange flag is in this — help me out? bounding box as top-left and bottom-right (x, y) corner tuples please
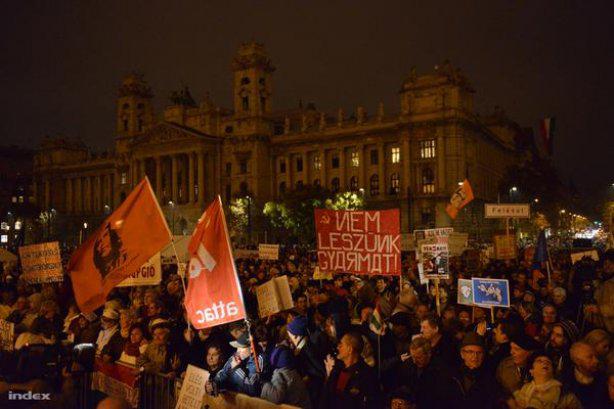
(184, 196), (246, 329)
(446, 179), (474, 219)
(68, 178), (171, 312)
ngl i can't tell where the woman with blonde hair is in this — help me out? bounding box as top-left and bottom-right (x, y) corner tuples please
(583, 329), (612, 367)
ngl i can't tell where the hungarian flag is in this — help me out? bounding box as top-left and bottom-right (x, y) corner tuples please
(445, 179), (474, 219)
(369, 305), (385, 336)
(539, 117), (555, 155)
(184, 196), (246, 329)
(68, 178), (171, 313)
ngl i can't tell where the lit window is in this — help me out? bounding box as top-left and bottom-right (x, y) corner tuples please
(121, 172), (127, 185)
(390, 173), (400, 194)
(349, 176), (358, 191)
(420, 139), (436, 159)
(422, 168), (435, 194)
(331, 177), (340, 193)
(391, 147), (401, 164)
(296, 157), (303, 172)
(18, 196), (24, 203)
(313, 155), (322, 170)
(11, 196), (17, 203)
(280, 160), (286, 173)
(370, 174), (379, 196)
(351, 150), (359, 167)
(370, 149), (378, 165)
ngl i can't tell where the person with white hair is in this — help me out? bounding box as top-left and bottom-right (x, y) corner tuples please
(96, 308), (124, 363)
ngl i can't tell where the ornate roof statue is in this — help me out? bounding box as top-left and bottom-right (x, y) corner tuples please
(118, 72), (153, 98)
(169, 85), (197, 107)
(232, 42), (275, 72)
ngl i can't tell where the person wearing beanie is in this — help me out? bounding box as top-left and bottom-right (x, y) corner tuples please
(287, 315), (326, 407)
(452, 332), (499, 408)
(260, 345), (312, 408)
(496, 332), (543, 396)
(545, 320), (579, 379)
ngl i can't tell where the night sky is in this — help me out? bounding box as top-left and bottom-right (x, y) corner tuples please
(1, 1), (612, 208)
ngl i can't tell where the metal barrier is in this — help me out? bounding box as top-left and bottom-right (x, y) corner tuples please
(138, 372), (176, 409)
(73, 370), (93, 409)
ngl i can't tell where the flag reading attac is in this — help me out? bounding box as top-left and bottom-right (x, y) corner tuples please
(184, 196), (246, 329)
(445, 179), (474, 219)
(68, 178), (171, 313)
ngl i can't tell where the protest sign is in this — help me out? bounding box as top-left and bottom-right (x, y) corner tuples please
(91, 358), (138, 407)
(493, 235), (517, 260)
(258, 244), (279, 260)
(315, 209), (401, 275)
(471, 278), (510, 307)
(175, 364), (210, 409)
(234, 249), (259, 259)
(420, 243), (449, 279)
(448, 232), (469, 256)
(256, 275), (294, 318)
(0, 318), (15, 351)
(415, 237), (436, 284)
(313, 266), (333, 280)
(457, 279), (474, 306)
(19, 241), (63, 283)
(424, 227), (454, 238)
(485, 204), (530, 218)
(570, 250), (599, 264)
(117, 253), (162, 287)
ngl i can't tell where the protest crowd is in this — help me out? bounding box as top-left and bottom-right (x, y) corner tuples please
(0, 243), (612, 408)
(0, 185), (612, 409)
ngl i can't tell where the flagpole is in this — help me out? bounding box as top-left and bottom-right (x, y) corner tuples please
(377, 333), (381, 380)
(434, 279), (441, 316)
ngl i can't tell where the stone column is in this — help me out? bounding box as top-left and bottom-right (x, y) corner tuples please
(339, 147), (346, 190)
(402, 136), (410, 194)
(94, 176), (100, 212)
(197, 152), (205, 206)
(302, 151), (308, 184)
(358, 144), (365, 188)
(437, 134), (446, 193)
(65, 179), (73, 213)
(319, 148), (326, 187)
(106, 174), (112, 208)
(74, 177), (82, 213)
(378, 143), (385, 195)
(285, 155), (291, 187)
(171, 155), (178, 203)
(155, 156), (162, 200)
(188, 152), (195, 203)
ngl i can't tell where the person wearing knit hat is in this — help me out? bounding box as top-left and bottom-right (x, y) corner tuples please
(496, 333), (543, 395)
(287, 316), (308, 337)
(546, 320), (578, 379)
(261, 345), (312, 408)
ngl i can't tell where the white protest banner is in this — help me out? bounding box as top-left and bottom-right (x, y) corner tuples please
(448, 232), (469, 256)
(116, 253), (162, 287)
(175, 364), (209, 409)
(0, 318), (15, 351)
(424, 227), (454, 238)
(493, 235), (517, 260)
(485, 204), (530, 219)
(258, 244), (279, 260)
(315, 209), (401, 276)
(256, 275), (294, 318)
(570, 250), (599, 264)
(420, 243), (449, 279)
(18, 241), (63, 283)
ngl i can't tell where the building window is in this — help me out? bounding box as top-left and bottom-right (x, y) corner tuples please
(137, 118), (143, 132)
(313, 155), (321, 170)
(120, 172), (127, 185)
(349, 176), (358, 191)
(280, 160), (286, 173)
(332, 154), (339, 169)
(260, 96), (266, 110)
(18, 196), (24, 203)
(351, 150), (359, 167)
(279, 182), (286, 194)
(421, 167), (435, 194)
(331, 177), (340, 193)
(390, 173), (400, 194)
(241, 77), (250, 85)
(370, 149), (379, 165)
(313, 178), (321, 187)
(240, 182), (249, 196)
(225, 162), (232, 177)
(421, 207), (434, 226)
(296, 157), (303, 172)
(370, 174), (379, 196)
(225, 185), (231, 202)
(225, 126), (233, 134)
(391, 146), (401, 164)
(123, 119), (128, 131)
(296, 180), (304, 189)
(242, 96), (249, 111)
(137, 103), (144, 109)
(274, 124), (284, 135)
(240, 160), (248, 174)
(420, 139), (436, 158)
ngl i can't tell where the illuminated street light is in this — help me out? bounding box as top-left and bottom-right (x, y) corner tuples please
(560, 209), (566, 214)
(83, 222), (88, 229)
(511, 186), (518, 192)
(534, 198), (539, 203)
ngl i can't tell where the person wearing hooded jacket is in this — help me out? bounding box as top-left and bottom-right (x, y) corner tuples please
(260, 345), (312, 408)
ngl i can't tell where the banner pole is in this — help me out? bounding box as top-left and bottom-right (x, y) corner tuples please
(377, 333), (381, 380)
(490, 306), (495, 324)
(245, 318), (261, 373)
(435, 279), (441, 316)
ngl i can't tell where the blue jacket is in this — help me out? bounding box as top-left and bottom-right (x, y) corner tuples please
(213, 353), (268, 396)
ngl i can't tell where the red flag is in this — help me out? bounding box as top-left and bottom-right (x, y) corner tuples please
(68, 178), (171, 312)
(446, 179), (474, 219)
(184, 196), (246, 329)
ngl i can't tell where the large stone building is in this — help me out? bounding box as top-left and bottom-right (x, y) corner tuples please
(33, 42), (527, 240)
